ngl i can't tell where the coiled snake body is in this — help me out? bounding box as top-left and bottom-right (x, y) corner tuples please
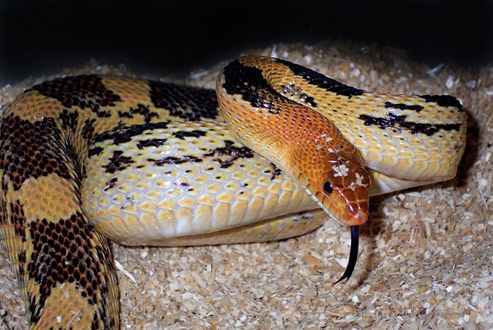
(0, 56), (466, 328)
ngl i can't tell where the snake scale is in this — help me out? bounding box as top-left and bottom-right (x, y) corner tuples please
(0, 56), (466, 329)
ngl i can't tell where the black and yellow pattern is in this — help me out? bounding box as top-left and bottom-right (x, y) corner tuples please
(0, 56), (466, 328)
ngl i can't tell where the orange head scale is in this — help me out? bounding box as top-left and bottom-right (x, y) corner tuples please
(313, 142), (370, 227)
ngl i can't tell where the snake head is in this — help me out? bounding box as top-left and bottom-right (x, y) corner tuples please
(307, 145), (371, 227)
(322, 169), (369, 225)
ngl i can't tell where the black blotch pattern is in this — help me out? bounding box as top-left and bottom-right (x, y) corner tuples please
(384, 101), (424, 112)
(10, 200), (26, 242)
(222, 60), (289, 114)
(58, 109), (79, 132)
(18, 251), (26, 277)
(173, 130), (207, 140)
(27, 213), (113, 326)
(104, 151), (135, 174)
(88, 146), (104, 157)
(204, 140), (255, 168)
(420, 94), (464, 112)
(359, 113), (461, 136)
(0, 115), (71, 190)
(82, 118), (97, 141)
(275, 58), (364, 98)
(104, 178), (118, 191)
(153, 155), (202, 166)
(30, 75), (120, 118)
(0, 198), (26, 243)
(118, 103), (159, 124)
(93, 121), (170, 146)
(149, 81), (218, 121)
(269, 163), (282, 180)
(136, 138), (167, 150)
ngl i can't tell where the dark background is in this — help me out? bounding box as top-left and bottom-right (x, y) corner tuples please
(1, 0), (492, 85)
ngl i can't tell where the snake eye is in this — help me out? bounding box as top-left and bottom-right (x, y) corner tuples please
(323, 181), (333, 194)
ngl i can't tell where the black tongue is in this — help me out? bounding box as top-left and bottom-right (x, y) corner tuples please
(334, 225), (359, 284)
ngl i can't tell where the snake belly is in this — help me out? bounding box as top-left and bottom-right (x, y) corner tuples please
(0, 56), (466, 329)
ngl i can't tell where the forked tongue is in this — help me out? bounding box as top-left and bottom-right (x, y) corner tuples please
(334, 225), (359, 284)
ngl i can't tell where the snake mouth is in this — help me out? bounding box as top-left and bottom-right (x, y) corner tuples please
(334, 225), (359, 284)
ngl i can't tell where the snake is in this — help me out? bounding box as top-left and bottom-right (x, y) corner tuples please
(0, 55), (466, 329)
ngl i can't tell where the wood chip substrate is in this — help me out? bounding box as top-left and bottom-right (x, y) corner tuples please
(1, 42), (491, 329)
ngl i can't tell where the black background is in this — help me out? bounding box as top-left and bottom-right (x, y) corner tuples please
(1, 0), (492, 85)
